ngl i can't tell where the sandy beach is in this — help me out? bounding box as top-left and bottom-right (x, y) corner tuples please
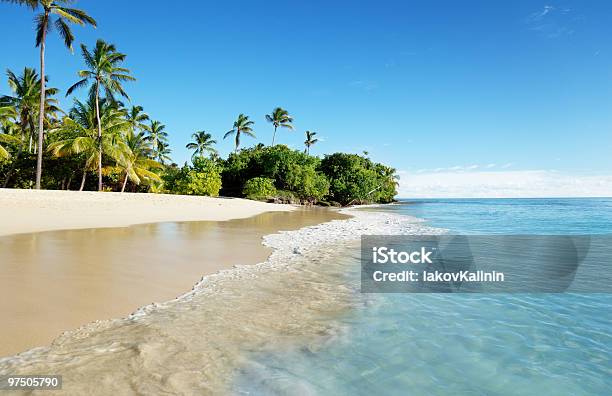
(0, 188), (294, 236)
(0, 189), (347, 357)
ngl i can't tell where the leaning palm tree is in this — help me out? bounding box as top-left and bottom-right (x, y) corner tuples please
(224, 114), (255, 153)
(186, 131), (217, 161)
(146, 120), (169, 161)
(2, 0), (96, 189)
(304, 130), (318, 155)
(265, 107), (293, 146)
(66, 39), (135, 191)
(112, 130), (162, 192)
(48, 97), (129, 191)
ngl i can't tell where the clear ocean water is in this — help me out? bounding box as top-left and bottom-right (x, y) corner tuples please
(233, 198), (612, 395)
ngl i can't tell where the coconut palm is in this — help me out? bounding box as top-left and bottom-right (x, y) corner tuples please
(0, 68), (59, 151)
(125, 105), (149, 134)
(2, 0), (97, 188)
(1, 68), (60, 186)
(112, 130), (162, 192)
(48, 97), (129, 191)
(224, 114), (255, 153)
(155, 141), (172, 165)
(0, 131), (20, 161)
(186, 131), (217, 161)
(304, 130), (318, 155)
(66, 39), (135, 191)
(146, 120), (169, 161)
(265, 107), (293, 146)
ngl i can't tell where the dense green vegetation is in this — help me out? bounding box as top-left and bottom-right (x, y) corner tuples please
(0, 0), (398, 205)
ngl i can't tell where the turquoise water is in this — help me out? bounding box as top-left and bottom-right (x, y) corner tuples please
(233, 198), (612, 395)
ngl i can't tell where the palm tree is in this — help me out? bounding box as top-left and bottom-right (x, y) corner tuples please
(146, 120), (169, 161)
(265, 107), (293, 146)
(304, 130), (318, 155)
(155, 141), (172, 165)
(125, 105), (149, 134)
(224, 114), (255, 153)
(113, 130), (162, 192)
(1, 68), (60, 186)
(48, 97), (129, 191)
(2, 0), (96, 189)
(186, 131), (217, 161)
(0, 107), (19, 160)
(66, 39), (134, 191)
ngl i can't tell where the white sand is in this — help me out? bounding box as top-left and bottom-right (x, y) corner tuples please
(0, 188), (293, 236)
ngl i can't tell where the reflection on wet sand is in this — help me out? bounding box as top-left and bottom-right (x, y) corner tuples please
(0, 208), (347, 357)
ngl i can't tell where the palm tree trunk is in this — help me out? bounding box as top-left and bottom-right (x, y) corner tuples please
(272, 126), (277, 146)
(235, 132), (239, 153)
(35, 11), (49, 190)
(94, 80), (103, 191)
(121, 172), (129, 192)
(79, 170), (87, 191)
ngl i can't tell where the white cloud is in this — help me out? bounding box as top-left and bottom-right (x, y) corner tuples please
(397, 170), (612, 198)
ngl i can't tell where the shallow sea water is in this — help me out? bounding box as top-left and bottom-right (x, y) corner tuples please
(231, 199), (612, 395)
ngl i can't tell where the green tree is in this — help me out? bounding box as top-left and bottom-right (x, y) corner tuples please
(304, 130), (318, 154)
(2, 0), (96, 189)
(146, 120), (169, 162)
(0, 132), (20, 161)
(125, 105), (149, 134)
(186, 131), (217, 162)
(1, 68), (60, 186)
(66, 39), (134, 191)
(171, 158), (222, 196)
(48, 98), (129, 191)
(319, 153), (397, 205)
(113, 130), (162, 192)
(265, 107), (293, 146)
(0, 68), (60, 153)
(243, 177), (277, 200)
(156, 140), (172, 165)
(224, 113), (255, 153)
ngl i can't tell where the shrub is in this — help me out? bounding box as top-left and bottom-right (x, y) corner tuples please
(243, 177), (277, 200)
(165, 158), (222, 196)
(221, 145), (329, 202)
(320, 153), (397, 205)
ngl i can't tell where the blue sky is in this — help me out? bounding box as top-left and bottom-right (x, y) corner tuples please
(1, 0), (611, 197)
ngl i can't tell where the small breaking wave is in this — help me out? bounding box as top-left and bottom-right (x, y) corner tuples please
(0, 208), (441, 395)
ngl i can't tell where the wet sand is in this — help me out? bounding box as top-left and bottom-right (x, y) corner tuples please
(0, 208), (347, 357)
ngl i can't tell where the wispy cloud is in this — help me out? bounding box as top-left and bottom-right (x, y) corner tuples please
(525, 5), (576, 38)
(398, 170), (612, 198)
(527, 5), (555, 22)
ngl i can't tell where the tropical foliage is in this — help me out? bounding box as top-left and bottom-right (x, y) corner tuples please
(243, 177), (277, 201)
(224, 114), (255, 153)
(1, 0), (399, 205)
(186, 131), (217, 161)
(265, 107), (293, 146)
(304, 130), (318, 154)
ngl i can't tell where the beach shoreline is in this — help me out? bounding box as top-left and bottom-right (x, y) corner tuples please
(0, 188), (294, 237)
(0, 190), (347, 357)
(0, 206), (437, 395)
